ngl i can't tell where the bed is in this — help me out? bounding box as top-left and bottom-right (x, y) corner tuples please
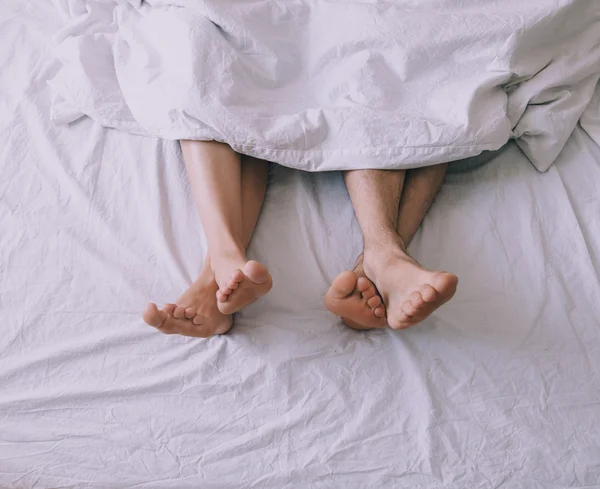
(2, 1), (600, 488)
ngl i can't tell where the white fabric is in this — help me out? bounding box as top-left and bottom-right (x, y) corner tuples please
(49, 0), (600, 172)
(581, 80), (600, 148)
(3, 1), (600, 487)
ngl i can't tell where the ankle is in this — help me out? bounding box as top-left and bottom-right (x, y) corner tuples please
(209, 239), (245, 258)
(353, 253), (365, 273)
(362, 242), (410, 278)
(363, 233), (407, 256)
(198, 258), (216, 283)
(209, 246), (246, 270)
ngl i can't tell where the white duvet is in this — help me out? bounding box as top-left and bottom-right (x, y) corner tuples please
(50, 0), (600, 172)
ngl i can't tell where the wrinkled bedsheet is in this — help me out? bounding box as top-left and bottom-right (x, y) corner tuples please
(3, 1), (600, 488)
(50, 0), (600, 171)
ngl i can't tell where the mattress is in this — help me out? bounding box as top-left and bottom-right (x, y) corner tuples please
(2, 1), (600, 488)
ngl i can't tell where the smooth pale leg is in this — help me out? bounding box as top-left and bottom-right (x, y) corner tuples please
(143, 142), (271, 336)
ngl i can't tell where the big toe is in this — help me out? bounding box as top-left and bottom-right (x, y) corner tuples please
(243, 260), (270, 284)
(326, 271), (358, 300)
(432, 273), (459, 301)
(143, 303), (167, 328)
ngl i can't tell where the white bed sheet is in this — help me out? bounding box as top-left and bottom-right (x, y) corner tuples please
(2, 2), (600, 488)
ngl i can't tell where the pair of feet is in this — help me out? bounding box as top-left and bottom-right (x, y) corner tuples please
(324, 247), (457, 330)
(143, 245), (458, 336)
(143, 256), (272, 337)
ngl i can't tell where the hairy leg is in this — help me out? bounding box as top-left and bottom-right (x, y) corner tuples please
(397, 164), (449, 247)
(330, 167), (457, 330)
(325, 170), (405, 329)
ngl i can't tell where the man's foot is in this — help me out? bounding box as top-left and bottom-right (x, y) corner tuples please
(143, 271), (233, 338)
(212, 258), (272, 315)
(325, 256), (387, 330)
(363, 247), (458, 330)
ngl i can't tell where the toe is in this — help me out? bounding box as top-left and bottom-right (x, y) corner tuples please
(326, 271), (358, 300)
(216, 290), (227, 302)
(389, 312), (413, 330)
(374, 306), (386, 318)
(231, 269), (245, 284)
(184, 307), (196, 319)
(419, 284), (438, 303)
(173, 306), (186, 319)
(409, 291), (425, 308)
(360, 285), (376, 300)
(367, 295), (382, 309)
(192, 315), (203, 325)
(163, 303), (176, 315)
(401, 300), (419, 317)
(356, 276), (370, 293)
(243, 260), (270, 284)
(142, 303), (167, 328)
(433, 273), (459, 300)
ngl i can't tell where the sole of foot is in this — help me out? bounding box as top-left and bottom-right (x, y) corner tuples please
(143, 276), (233, 338)
(216, 260), (272, 315)
(365, 253), (458, 330)
(325, 270), (387, 330)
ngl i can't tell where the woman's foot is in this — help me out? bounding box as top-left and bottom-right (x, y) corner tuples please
(211, 255), (272, 315)
(325, 255), (387, 330)
(143, 266), (233, 338)
(363, 244), (458, 330)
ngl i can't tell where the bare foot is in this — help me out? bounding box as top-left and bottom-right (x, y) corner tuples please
(325, 255), (387, 330)
(364, 246), (458, 330)
(212, 258), (272, 315)
(143, 267), (233, 338)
